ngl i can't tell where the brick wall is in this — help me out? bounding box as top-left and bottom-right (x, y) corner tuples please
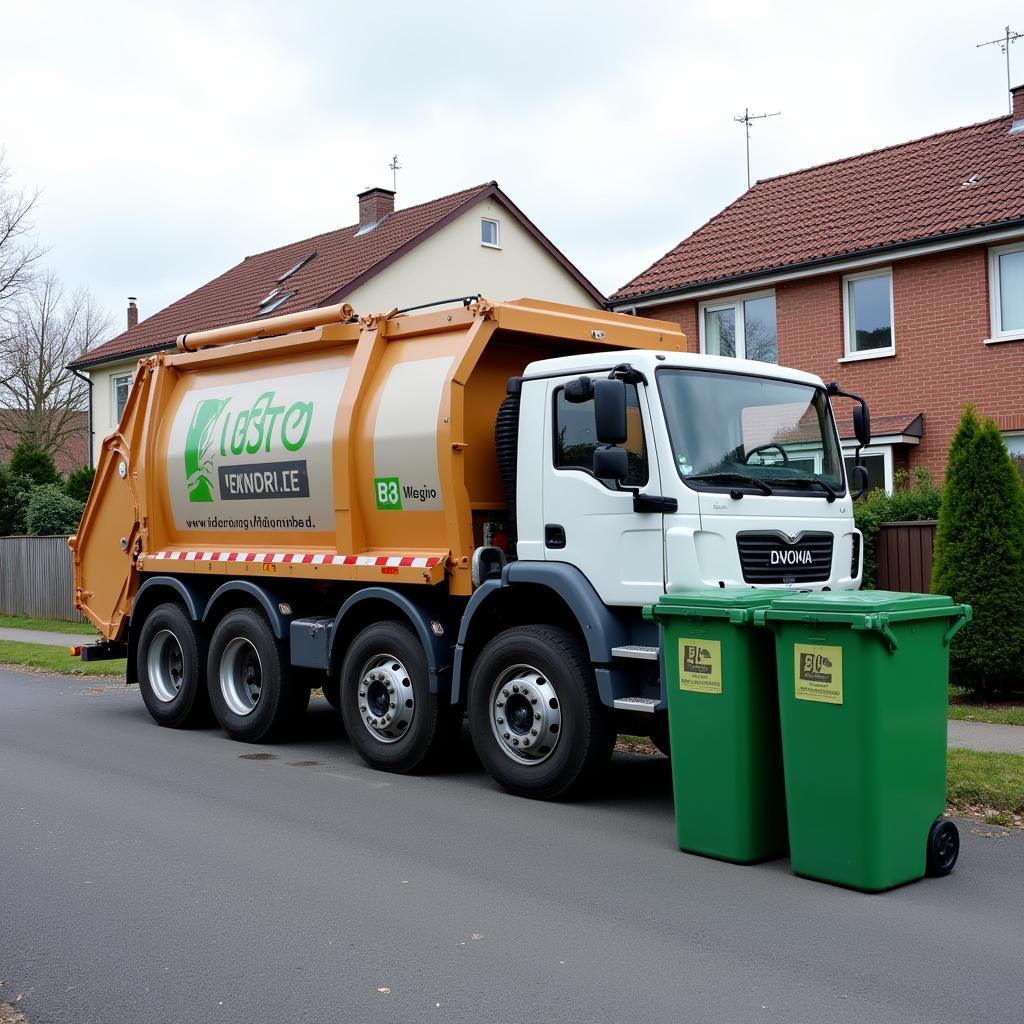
(640, 243), (1024, 479)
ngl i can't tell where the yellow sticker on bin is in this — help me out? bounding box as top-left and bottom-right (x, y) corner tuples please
(679, 638), (722, 694)
(793, 644), (843, 704)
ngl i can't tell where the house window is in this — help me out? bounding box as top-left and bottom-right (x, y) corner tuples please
(988, 242), (1024, 343)
(112, 372), (133, 425)
(843, 269), (895, 359)
(553, 383), (648, 488)
(699, 291), (777, 363)
(1002, 432), (1024, 457)
(842, 443), (892, 493)
(481, 218), (500, 248)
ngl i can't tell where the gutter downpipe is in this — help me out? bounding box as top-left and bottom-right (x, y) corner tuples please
(70, 367), (94, 470)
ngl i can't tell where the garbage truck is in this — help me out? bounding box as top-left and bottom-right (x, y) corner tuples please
(71, 297), (871, 799)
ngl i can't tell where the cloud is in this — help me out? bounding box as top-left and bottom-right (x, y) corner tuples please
(0, 0), (1016, 330)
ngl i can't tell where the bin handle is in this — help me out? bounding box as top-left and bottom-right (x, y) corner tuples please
(943, 608), (972, 647)
(851, 613), (900, 653)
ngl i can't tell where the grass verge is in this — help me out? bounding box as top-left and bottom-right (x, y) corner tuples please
(946, 748), (1024, 828)
(947, 692), (1024, 727)
(0, 614), (93, 635)
(0, 640), (126, 677)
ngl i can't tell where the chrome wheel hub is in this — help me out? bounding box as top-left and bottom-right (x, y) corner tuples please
(147, 629), (184, 703)
(488, 664), (561, 765)
(221, 637), (263, 717)
(357, 653), (414, 744)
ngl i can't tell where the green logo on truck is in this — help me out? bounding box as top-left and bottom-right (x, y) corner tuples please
(184, 391), (316, 503)
(184, 398), (230, 502)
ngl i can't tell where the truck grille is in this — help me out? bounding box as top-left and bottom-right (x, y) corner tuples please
(737, 532), (834, 584)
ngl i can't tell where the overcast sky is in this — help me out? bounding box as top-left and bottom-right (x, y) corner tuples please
(2, 0), (1021, 336)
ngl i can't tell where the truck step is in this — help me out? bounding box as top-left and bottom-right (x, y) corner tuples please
(612, 697), (660, 713)
(611, 645), (659, 662)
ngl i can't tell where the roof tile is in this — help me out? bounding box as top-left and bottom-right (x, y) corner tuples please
(614, 114), (1024, 300)
(73, 182), (495, 367)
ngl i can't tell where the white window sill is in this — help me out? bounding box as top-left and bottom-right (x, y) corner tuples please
(838, 349), (896, 364)
(984, 332), (1024, 345)
(481, 242), (502, 250)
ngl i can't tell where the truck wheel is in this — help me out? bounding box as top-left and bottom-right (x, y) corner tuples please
(207, 608), (309, 743)
(467, 625), (613, 800)
(136, 602), (209, 728)
(926, 818), (959, 876)
(339, 621), (447, 773)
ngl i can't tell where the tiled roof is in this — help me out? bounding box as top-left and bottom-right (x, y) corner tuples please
(614, 113), (1024, 301)
(74, 181), (601, 369)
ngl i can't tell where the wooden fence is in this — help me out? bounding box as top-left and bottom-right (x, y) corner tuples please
(876, 520), (938, 594)
(0, 535), (84, 622)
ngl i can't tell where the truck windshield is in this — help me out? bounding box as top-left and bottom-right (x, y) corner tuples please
(657, 368), (844, 493)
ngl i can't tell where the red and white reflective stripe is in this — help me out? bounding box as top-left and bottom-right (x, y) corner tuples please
(147, 550), (440, 568)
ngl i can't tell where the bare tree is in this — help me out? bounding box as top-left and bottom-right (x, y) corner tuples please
(0, 272), (113, 456)
(0, 150), (44, 325)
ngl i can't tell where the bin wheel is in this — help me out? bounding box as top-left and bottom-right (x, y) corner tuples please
(926, 818), (959, 876)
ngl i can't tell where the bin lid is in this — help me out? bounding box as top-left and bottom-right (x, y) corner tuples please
(766, 590), (956, 614)
(648, 589), (778, 622)
(658, 589), (779, 610)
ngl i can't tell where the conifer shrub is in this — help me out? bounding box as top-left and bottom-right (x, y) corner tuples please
(931, 407), (1024, 695)
(65, 465), (95, 504)
(9, 441), (60, 487)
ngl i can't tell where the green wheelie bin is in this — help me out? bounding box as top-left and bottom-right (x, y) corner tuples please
(754, 591), (971, 892)
(645, 590), (787, 864)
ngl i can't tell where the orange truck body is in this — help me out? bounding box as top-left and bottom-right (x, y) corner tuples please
(71, 298), (684, 640)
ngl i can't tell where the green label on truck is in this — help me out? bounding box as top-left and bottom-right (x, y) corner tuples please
(679, 637), (722, 694)
(374, 477), (403, 511)
(794, 644), (844, 704)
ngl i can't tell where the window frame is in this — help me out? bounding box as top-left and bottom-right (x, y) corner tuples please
(697, 288), (777, 363)
(550, 381), (649, 489)
(841, 267), (896, 361)
(840, 441), (893, 493)
(111, 371), (133, 426)
(480, 218), (501, 249)
(986, 241), (1024, 344)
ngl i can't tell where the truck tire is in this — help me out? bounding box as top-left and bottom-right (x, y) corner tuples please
(136, 602), (210, 728)
(339, 620), (448, 774)
(207, 608), (310, 743)
(467, 625), (613, 800)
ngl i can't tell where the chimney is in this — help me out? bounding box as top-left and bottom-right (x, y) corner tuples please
(127, 296), (138, 330)
(1012, 84), (1024, 133)
(357, 187), (395, 233)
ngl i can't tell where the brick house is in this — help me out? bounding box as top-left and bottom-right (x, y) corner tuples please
(611, 86), (1024, 491)
(70, 181), (603, 466)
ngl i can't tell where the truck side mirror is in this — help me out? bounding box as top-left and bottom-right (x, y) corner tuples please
(594, 378), (627, 445)
(593, 445), (629, 483)
(564, 376), (594, 404)
(850, 463), (869, 499)
(853, 404), (871, 448)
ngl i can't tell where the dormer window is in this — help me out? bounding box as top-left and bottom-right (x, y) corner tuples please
(276, 251), (316, 284)
(257, 290), (296, 316)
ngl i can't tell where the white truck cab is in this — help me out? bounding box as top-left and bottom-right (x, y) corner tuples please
(515, 349), (864, 607)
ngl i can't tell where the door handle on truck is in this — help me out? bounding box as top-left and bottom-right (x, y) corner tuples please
(633, 494), (678, 513)
(544, 524), (567, 549)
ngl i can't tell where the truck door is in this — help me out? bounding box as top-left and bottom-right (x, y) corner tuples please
(541, 377), (664, 607)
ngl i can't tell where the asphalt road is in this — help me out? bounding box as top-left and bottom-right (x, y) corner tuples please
(1, 668), (1022, 1024)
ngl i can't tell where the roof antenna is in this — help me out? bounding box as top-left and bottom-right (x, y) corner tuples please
(733, 107), (781, 190)
(977, 26), (1023, 114)
(389, 153), (402, 192)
